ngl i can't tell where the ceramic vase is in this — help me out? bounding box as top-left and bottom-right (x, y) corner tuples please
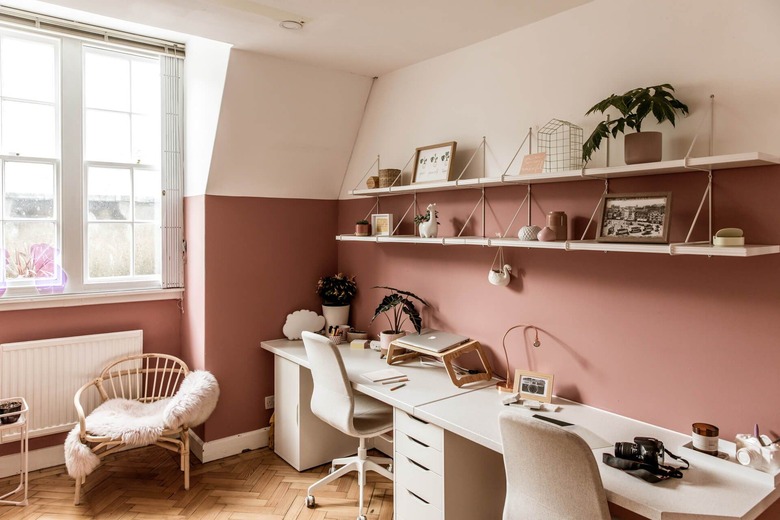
(518, 225), (541, 241)
(322, 304), (350, 331)
(380, 330), (406, 358)
(537, 226), (557, 242)
(488, 265), (512, 286)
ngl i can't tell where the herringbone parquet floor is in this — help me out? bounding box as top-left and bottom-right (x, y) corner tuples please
(0, 446), (393, 519)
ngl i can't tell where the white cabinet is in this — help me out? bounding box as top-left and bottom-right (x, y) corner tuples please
(394, 409), (505, 520)
(273, 356), (358, 471)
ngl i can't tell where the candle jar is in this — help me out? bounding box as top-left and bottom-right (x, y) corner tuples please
(692, 422), (719, 455)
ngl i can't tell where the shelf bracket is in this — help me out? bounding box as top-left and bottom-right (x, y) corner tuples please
(500, 185), (531, 239)
(684, 94), (715, 163)
(683, 172), (713, 244)
(454, 136), (487, 184)
(580, 179), (609, 240)
(363, 198), (380, 222)
(391, 193), (417, 236)
(352, 155), (380, 193)
(457, 187), (486, 238)
(500, 128), (532, 181)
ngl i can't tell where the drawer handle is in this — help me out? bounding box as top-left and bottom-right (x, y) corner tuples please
(407, 434), (430, 448)
(407, 456), (430, 472)
(407, 489), (429, 505)
(408, 415), (430, 425)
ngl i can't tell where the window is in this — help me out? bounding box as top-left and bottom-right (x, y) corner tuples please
(0, 23), (182, 298)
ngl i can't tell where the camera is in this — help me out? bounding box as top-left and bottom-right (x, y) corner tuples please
(614, 437), (665, 466)
(735, 434), (780, 473)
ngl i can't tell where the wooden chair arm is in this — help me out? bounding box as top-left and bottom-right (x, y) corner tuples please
(73, 378), (101, 440)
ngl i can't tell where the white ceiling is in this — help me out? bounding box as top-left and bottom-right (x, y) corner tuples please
(5, 0), (592, 77)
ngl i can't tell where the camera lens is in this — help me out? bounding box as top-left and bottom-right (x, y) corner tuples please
(614, 442), (638, 460)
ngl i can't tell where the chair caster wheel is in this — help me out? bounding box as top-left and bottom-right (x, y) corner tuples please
(357, 516), (367, 520)
(305, 495), (315, 508)
(328, 466), (335, 474)
(387, 463), (393, 473)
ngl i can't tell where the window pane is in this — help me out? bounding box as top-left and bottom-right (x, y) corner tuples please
(84, 51), (130, 111)
(2, 101), (56, 157)
(88, 222), (131, 278)
(134, 170), (160, 221)
(132, 114), (160, 165)
(4, 222), (57, 280)
(134, 222), (160, 276)
(4, 162), (55, 219)
(88, 167), (131, 221)
(1, 36), (56, 102)
(131, 58), (160, 115)
(85, 109), (131, 162)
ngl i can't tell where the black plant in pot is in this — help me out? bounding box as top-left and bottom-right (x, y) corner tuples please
(0, 400), (22, 424)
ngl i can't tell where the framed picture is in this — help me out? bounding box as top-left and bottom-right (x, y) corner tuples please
(371, 214), (393, 236)
(412, 141), (457, 184)
(514, 370), (554, 403)
(596, 192), (672, 243)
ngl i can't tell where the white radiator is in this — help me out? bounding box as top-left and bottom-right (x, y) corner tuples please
(0, 330), (143, 438)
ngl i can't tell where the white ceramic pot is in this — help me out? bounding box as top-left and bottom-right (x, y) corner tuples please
(380, 330), (406, 358)
(322, 304), (350, 331)
(488, 264), (512, 286)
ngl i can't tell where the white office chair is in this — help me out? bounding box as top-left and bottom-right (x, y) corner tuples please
(499, 411), (614, 520)
(301, 331), (394, 520)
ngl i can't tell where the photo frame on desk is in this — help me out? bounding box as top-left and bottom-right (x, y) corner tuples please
(514, 369), (554, 403)
(371, 214), (393, 236)
(413, 141), (457, 184)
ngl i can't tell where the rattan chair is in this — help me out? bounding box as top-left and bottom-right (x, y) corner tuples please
(72, 353), (190, 505)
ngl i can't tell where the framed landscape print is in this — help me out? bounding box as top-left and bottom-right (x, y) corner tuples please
(412, 141), (457, 184)
(596, 192), (672, 243)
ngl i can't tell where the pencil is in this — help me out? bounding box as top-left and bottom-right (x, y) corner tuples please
(390, 383), (406, 391)
(382, 378), (409, 385)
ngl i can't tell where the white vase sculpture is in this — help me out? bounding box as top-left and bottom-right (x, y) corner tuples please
(418, 203), (438, 238)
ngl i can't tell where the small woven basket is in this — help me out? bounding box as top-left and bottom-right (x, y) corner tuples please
(378, 169), (401, 188)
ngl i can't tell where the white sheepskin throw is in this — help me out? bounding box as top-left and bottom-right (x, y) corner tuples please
(163, 370), (220, 429)
(64, 370), (219, 479)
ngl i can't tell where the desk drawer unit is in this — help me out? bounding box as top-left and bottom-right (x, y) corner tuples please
(394, 408), (505, 520)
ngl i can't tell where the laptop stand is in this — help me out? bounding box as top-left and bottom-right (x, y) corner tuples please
(386, 340), (493, 388)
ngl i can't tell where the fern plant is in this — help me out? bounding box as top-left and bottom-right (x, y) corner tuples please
(582, 84), (689, 163)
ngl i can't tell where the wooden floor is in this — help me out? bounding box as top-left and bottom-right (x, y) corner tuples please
(0, 446), (393, 519)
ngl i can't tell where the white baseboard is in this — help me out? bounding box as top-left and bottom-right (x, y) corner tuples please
(0, 428), (271, 478)
(189, 427), (269, 464)
(0, 444), (64, 479)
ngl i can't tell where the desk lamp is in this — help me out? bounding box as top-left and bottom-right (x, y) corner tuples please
(497, 324), (540, 392)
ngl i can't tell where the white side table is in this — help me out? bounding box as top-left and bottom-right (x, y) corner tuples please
(0, 397), (29, 506)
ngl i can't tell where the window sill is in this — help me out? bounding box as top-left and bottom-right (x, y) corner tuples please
(0, 288), (184, 312)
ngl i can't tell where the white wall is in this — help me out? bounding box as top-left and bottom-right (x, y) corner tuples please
(341, 0), (780, 197)
(206, 49), (372, 199)
(184, 37), (232, 197)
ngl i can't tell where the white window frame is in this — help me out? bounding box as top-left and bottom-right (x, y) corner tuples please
(0, 22), (183, 302)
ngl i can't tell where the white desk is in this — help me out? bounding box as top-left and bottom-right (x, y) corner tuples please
(262, 339), (780, 520)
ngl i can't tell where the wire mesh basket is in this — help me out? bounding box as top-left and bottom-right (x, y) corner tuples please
(537, 119), (583, 172)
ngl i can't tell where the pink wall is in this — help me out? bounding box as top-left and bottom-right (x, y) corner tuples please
(338, 164), (780, 442)
(0, 299), (182, 456)
(187, 195), (338, 441)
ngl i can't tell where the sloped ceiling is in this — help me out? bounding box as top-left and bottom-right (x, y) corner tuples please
(9, 0), (592, 77)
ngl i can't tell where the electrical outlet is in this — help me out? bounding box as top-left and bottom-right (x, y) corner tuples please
(265, 395), (274, 410)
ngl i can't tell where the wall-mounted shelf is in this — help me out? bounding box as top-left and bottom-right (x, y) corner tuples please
(337, 235), (780, 257)
(348, 152), (780, 197)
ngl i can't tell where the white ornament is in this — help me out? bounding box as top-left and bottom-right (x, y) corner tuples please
(518, 225), (541, 241)
(283, 310), (326, 340)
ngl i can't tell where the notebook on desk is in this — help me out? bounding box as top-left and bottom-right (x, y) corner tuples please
(395, 329), (470, 353)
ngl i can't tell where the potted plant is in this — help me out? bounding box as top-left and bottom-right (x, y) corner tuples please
(371, 286), (430, 354)
(316, 273), (357, 330)
(355, 219), (370, 236)
(582, 84), (689, 165)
